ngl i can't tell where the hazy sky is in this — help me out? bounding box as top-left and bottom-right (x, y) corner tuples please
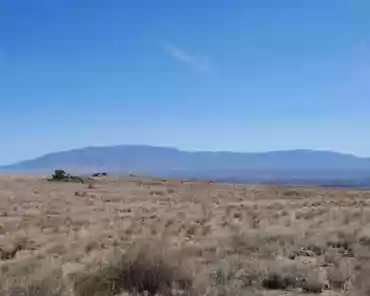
(1, 0), (370, 164)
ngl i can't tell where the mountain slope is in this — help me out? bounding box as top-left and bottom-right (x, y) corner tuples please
(2, 146), (370, 177)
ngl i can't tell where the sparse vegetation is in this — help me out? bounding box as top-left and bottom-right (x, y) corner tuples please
(1, 176), (370, 295)
(48, 169), (84, 183)
(91, 172), (108, 177)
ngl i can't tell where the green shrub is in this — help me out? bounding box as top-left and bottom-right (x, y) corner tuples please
(48, 170), (84, 184)
(51, 170), (67, 181)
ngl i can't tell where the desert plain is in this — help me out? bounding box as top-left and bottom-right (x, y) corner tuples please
(1, 176), (370, 295)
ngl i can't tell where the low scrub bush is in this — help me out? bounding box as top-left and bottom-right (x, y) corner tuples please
(73, 244), (193, 296)
(48, 170), (84, 184)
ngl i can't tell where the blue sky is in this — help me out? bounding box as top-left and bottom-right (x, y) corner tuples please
(1, 0), (370, 164)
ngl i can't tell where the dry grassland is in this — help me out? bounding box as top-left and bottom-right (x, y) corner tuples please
(1, 176), (370, 295)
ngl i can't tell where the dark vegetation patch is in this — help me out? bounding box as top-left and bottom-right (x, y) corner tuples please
(48, 170), (84, 184)
(73, 246), (193, 296)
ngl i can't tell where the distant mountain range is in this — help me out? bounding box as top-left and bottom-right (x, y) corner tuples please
(2, 145), (370, 187)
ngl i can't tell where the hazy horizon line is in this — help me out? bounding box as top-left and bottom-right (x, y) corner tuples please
(2, 144), (369, 167)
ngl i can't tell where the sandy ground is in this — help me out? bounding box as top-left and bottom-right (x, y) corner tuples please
(0, 176), (370, 295)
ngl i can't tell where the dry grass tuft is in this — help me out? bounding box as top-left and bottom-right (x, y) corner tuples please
(261, 272), (300, 290)
(73, 242), (193, 296)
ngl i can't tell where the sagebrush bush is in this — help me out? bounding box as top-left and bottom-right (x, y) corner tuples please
(73, 245), (193, 296)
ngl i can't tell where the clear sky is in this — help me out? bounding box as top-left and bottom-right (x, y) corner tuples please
(1, 0), (370, 165)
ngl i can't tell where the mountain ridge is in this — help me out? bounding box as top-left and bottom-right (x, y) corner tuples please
(2, 145), (370, 175)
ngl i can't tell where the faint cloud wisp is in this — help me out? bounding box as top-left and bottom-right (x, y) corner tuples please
(162, 42), (213, 74)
